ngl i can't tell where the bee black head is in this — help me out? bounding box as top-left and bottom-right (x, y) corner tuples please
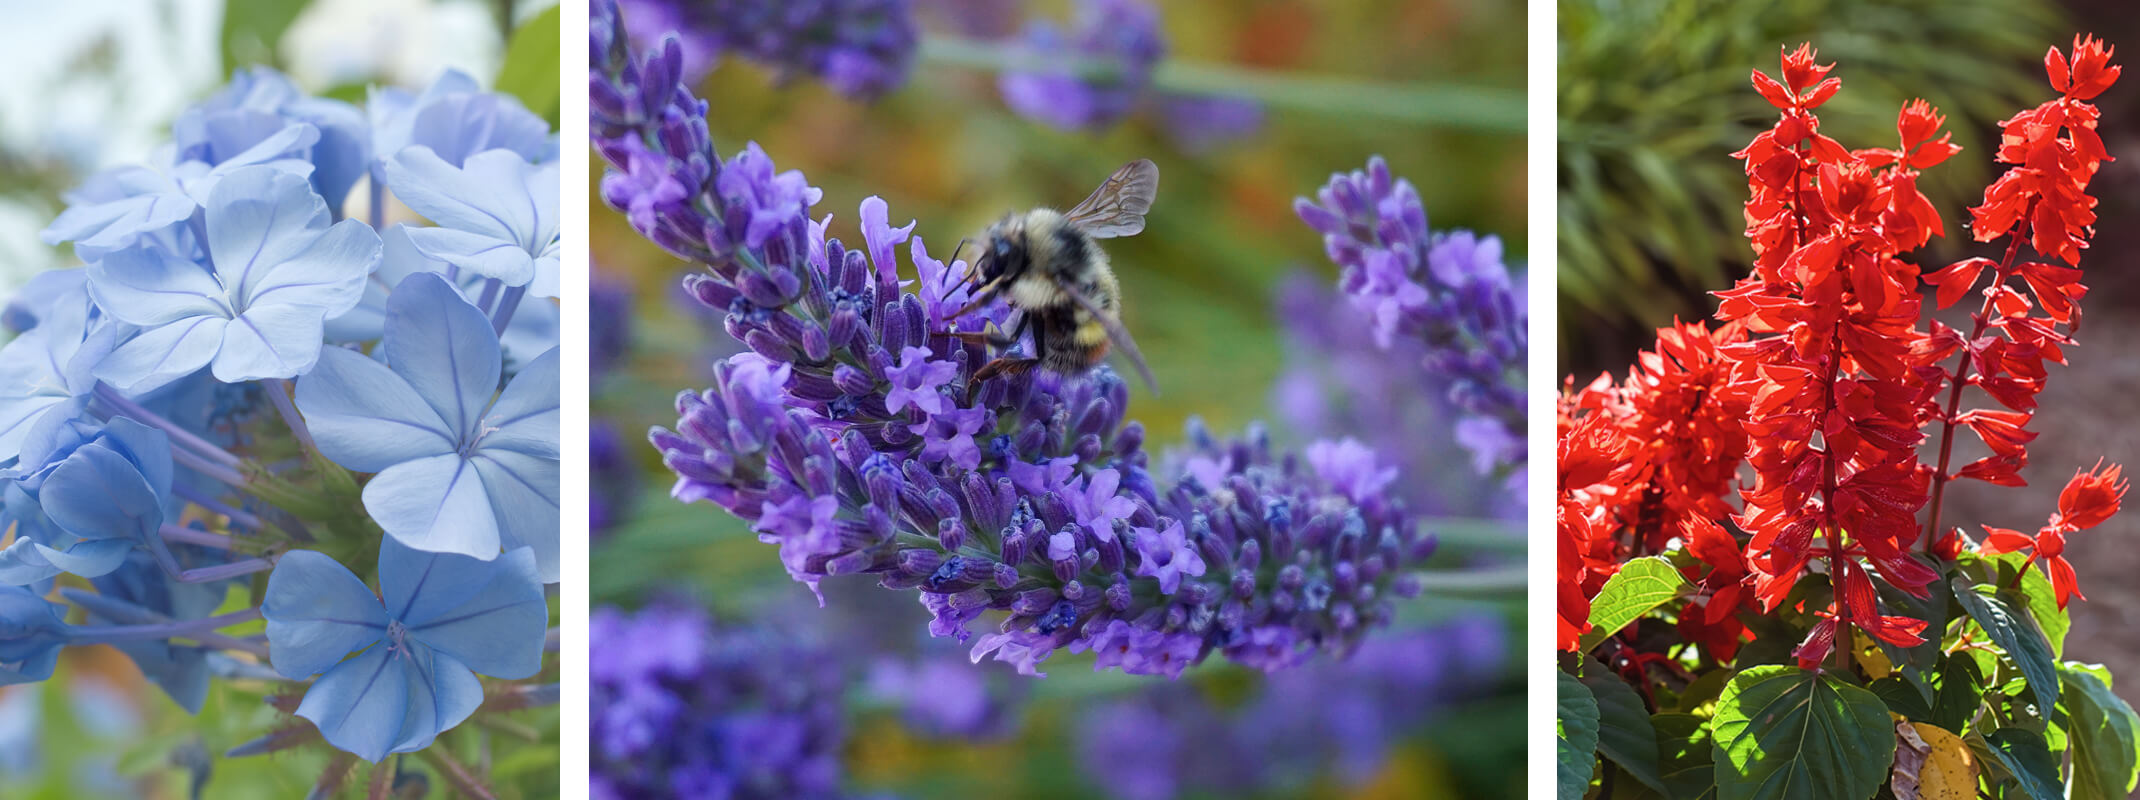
(982, 233), (1023, 283)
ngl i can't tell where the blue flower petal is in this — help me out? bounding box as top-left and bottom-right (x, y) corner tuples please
(85, 246), (230, 327)
(39, 167), (195, 251)
(260, 550), (388, 680)
(39, 439), (166, 548)
(397, 546), (545, 678)
(95, 317), (225, 395)
(381, 272), (499, 440)
(201, 166), (375, 306)
(293, 642), (406, 763)
(400, 227), (538, 286)
(472, 449), (560, 582)
(211, 303), (327, 383)
(363, 453), (499, 558)
(382, 148), (556, 286)
(480, 346), (559, 459)
(296, 347), (456, 472)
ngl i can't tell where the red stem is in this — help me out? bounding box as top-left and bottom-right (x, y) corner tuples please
(1923, 206), (2035, 555)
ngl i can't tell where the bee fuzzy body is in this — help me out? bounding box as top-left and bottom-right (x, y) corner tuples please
(962, 159), (1158, 392)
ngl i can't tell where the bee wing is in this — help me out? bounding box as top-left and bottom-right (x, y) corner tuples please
(1063, 159), (1159, 240)
(1055, 275), (1159, 394)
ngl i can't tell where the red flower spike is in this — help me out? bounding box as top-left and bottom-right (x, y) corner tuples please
(2065, 35), (2120, 100)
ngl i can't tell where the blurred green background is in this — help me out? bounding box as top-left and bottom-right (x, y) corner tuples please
(593, 0), (1526, 797)
(0, 1), (561, 797)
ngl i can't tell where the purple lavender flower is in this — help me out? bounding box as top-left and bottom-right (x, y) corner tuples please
(1156, 92), (1265, 152)
(1296, 157), (1525, 479)
(619, 0), (918, 99)
(596, 0), (1434, 679)
(998, 0), (1165, 130)
(590, 602), (850, 799)
(592, 422), (639, 536)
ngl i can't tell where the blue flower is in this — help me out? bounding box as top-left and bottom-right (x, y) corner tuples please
(368, 70), (554, 177)
(261, 540), (547, 763)
(326, 224), (560, 371)
(381, 147), (561, 297)
(0, 417), (172, 584)
(295, 272), (560, 580)
(86, 166), (382, 393)
(42, 123), (322, 257)
(0, 276), (110, 463)
(174, 66), (370, 211)
(0, 585), (69, 686)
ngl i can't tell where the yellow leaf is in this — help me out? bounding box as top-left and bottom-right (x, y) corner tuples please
(1890, 713), (1978, 800)
(1856, 630), (1893, 679)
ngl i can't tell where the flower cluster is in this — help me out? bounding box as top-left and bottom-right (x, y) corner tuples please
(1, 65), (559, 777)
(1556, 39), (2124, 667)
(590, 602), (853, 799)
(619, 0), (919, 99)
(1297, 157), (1526, 481)
(597, 0), (1435, 678)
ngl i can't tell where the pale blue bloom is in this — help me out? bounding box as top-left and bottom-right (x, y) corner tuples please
(0, 417), (171, 584)
(83, 548), (233, 712)
(325, 224), (560, 370)
(0, 585), (69, 685)
(0, 276), (110, 463)
(41, 123), (321, 257)
(175, 66), (370, 210)
(261, 540), (547, 762)
(296, 273), (560, 580)
(382, 147), (561, 297)
(368, 70), (553, 175)
(86, 166), (381, 393)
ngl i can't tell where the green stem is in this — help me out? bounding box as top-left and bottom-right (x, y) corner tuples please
(1408, 564), (1527, 595)
(1420, 517), (1526, 554)
(917, 36), (1525, 131)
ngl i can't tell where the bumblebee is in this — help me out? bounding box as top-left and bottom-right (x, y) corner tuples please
(955, 159), (1160, 392)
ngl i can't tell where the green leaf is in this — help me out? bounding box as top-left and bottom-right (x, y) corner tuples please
(1981, 551), (2070, 657)
(1579, 556), (1693, 652)
(1869, 675), (1934, 722)
(494, 4), (562, 125)
(1711, 666), (1894, 800)
(1979, 728), (2063, 800)
(1584, 665), (1666, 793)
(2062, 664), (2140, 800)
(1559, 671), (1602, 800)
(1654, 713), (1718, 800)
(220, 0), (309, 71)
(1952, 576), (2059, 710)
(1873, 568), (1950, 675)
(1929, 655), (1983, 736)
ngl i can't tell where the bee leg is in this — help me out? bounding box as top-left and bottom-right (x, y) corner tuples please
(971, 357), (1040, 387)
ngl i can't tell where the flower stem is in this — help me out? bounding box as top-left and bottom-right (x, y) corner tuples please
(369, 176), (386, 231)
(1419, 517), (1526, 554)
(417, 747), (497, 800)
(1924, 208), (2034, 556)
(160, 524), (238, 551)
(491, 284), (527, 335)
(171, 446), (250, 488)
(265, 378), (318, 455)
(59, 589), (269, 658)
(173, 483), (265, 530)
(93, 382), (242, 467)
(916, 36), (1527, 132)
(476, 278), (503, 314)
(66, 608), (262, 644)
(1405, 564), (1527, 594)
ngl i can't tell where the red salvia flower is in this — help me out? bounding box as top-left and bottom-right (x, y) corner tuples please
(1981, 461), (2128, 608)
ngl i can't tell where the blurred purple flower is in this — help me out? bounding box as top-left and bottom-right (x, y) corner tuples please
(592, 422), (639, 536)
(999, 0), (1164, 130)
(1156, 93), (1265, 152)
(619, 0), (918, 99)
(595, 0), (1433, 679)
(590, 602), (851, 800)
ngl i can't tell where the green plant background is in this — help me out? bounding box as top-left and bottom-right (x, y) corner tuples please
(592, 0), (1526, 797)
(0, 1), (562, 797)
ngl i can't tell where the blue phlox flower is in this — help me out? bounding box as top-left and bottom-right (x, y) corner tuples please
(261, 540), (547, 762)
(175, 66), (370, 211)
(295, 272), (561, 580)
(369, 69), (554, 176)
(381, 146), (562, 297)
(86, 166), (382, 393)
(0, 416), (172, 584)
(0, 276), (111, 463)
(0, 585), (69, 686)
(42, 123), (322, 257)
